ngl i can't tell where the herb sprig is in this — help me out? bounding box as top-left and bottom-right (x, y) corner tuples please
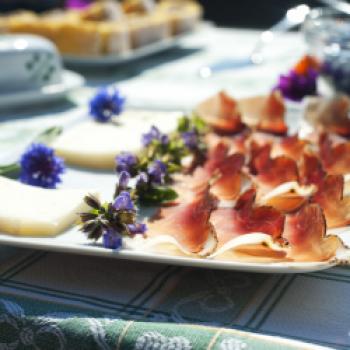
(115, 115), (208, 205)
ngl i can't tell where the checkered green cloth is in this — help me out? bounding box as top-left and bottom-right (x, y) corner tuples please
(0, 27), (344, 350)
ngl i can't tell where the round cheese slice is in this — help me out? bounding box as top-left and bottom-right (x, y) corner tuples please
(52, 111), (181, 169)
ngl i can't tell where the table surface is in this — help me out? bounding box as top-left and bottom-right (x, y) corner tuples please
(0, 26), (345, 350)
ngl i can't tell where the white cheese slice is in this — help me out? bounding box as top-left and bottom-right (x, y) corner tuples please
(52, 110), (181, 169)
(0, 176), (98, 236)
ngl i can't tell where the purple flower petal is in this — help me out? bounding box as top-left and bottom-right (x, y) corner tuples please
(147, 160), (167, 185)
(116, 153), (138, 174)
(118, 171), (130, 189)
(102, 229), (122, 250)
(274, 68), (318, 102)
(141, 126), (169, 147)
(113, 191), (134, 211)
(128, 223), (147, 235)
(181, 130), (198, 149)
(89, 87), (125, 123)
(19, 143), (65, 189)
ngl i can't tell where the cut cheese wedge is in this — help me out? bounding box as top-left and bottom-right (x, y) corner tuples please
(0, 176), (98, 236)
(52, 110), (181, 169)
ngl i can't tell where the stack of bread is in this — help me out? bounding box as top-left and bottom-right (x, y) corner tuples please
(0, 0), (202, 56)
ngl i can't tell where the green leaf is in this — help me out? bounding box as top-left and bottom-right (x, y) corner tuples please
(34, 126), (63, 145)
(138, 186), (178, 205)
(0, 163), (21, 179)
(177, 116), (191, 132)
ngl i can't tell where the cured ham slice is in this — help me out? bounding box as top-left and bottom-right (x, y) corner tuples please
(304, 95), (350, 137)
(283, 204), (341, 261)
(210, 153), (245, 200)
(211, 189), (285, 249)
(147, 189), (217, 256)
(299, 153), (326, 186)
(249, 142), (299, 195)
(272, 135), (309, 161)
(319, 133), (350, 175)
(239, 91), (288, 135)
(259, 181), (316, 213)
(312, 175), (350, 228)
(205, 128), (251, 154)
(195, 91), (245, 134)
(209, 233), (288, 262)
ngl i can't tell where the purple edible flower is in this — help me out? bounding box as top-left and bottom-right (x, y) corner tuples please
(147, 160), (167, 184)
(113, 191), (135, 211)
(89, 87), (125, 123)
(102, 229), (122, 250)
(136, 172), (149, 187)
(19, 143), (65, 189)
(274, 68), (318, 102)
(118, 171), (130, 190)
(142, 126), (169, 147)
(181, 130), (198, 149)
(65, 0), (91, 9)
(128, 223), (147, 235)
(116, 153), (138, 174)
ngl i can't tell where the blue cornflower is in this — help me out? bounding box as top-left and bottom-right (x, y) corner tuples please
(118, 171), (130, 190)
(142, 126), (169, 147)
(274, 68), (318, 102)
(147, 160), (167, 184)
(181, 130), (198, 149)
(136, 172), (149, 188)
(128, 223), (147, 235)
(102, 229), (122, 250)
(89, 87), (125, 123)
(115, 153), (138, 174)
(19, 143), (65, 189)
(113, 191), (135, 211)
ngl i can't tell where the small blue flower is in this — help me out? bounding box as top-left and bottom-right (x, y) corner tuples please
(148, 160), (167, 184)
(89, 87), (125, 123)
(113, 191), (135, 211)
(142, 126), (169, 147)
(115, 153), (138, 174)
(274, 68), (318, 101)
(102, 229), (122, 250)
(128, 223), (147, 235)
(181, 130), (198, 149)
(118, 171), (130, 190)
(19, 143), (65, 189)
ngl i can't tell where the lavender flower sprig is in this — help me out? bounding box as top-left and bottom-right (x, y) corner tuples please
(80, 174), (146, 250)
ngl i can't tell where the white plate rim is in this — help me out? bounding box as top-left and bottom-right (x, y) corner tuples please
(0, 232), (336, 274)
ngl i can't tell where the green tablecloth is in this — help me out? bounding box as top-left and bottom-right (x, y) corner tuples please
(0, 26), (342, 350)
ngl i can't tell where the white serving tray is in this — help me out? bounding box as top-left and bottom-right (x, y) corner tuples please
(0, 167), (339, 274)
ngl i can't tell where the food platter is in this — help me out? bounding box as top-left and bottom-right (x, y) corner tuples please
(63, 33), (188, 67)
(0, 166), (338, 274)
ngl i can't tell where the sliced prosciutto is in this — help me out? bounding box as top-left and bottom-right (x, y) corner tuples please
(147, 189), (217, 256)
(283, 204), (341, 261)
(319, 133), (350, 175)
(304, 95), (350, 137)
(312, 175), (350, 228)
(195, 91), (245, 134)
(239, 91), (288, 135)
(299, 152), (326, 187)
(272, 135), (309, 161)
(249, 142), (299, 195)
(205, 128), (251, 154)
(211, 189), (285, 248)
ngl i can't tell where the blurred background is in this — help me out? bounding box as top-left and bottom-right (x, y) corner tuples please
(0, 0), (322, 27)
